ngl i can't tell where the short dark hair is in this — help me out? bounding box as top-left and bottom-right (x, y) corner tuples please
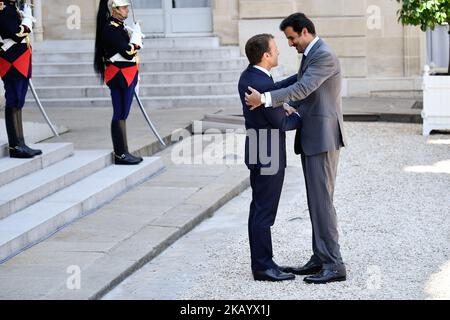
(279, 12), (316, 35)
(245, 33), (274, 65)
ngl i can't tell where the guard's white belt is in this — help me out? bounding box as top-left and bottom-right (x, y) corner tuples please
(1, 38), (27, 52)
(108, 53), (136, 63)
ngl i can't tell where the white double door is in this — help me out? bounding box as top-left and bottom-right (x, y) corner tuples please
(129, 0), (213, 35)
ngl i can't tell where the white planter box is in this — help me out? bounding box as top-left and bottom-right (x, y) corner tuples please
(422, 74), (450, 135)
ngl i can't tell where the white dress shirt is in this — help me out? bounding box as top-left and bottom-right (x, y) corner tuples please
(253, 65), (273, 78)
(252, 65), (301, 118)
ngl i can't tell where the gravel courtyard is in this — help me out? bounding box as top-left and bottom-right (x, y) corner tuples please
(105, 122), (450, 300)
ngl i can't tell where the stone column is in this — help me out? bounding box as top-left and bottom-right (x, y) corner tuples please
(32, 0), (44, 41)
(212, 0), (239, 45)
(403, 25), (422, 77)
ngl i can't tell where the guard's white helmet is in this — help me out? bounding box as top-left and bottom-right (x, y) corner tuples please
(108, 0), (130, 10)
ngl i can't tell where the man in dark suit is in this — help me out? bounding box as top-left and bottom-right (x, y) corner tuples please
(245, 13), (347, 284)
(238, 33), (302, 282)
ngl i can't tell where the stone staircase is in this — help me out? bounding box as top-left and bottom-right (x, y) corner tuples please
(0, 141), (164, 263)
(26, 37), (245, 109)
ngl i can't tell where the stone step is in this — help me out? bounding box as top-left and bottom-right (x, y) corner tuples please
(24, 94), (241, 109)
(0, 150), (112, 220)
(31, 47), (241, 63)
(344, 77), (423, 97)
(370, 90), (423, 99)
(31, 70), (241, 86)
(204, 113), (245, 125)
(194, 120), (245, 134)
(0, 143), (74, 188)
(0, 156), (164, 263)
(32, 58), (248, 75)
(31, 37), (220, 52)
(25, 83), (237, 99)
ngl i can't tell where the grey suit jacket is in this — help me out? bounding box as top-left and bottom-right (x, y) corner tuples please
(270, 38), (347, 156)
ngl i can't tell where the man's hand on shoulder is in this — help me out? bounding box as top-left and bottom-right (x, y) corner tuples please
(245, 86), (263, 111)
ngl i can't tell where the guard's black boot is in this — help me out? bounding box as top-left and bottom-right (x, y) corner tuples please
(5, 107), (41, 159)
(16, 108), (42, 157)
(111, 120), (142, 165)
(118, 120), (143, 163)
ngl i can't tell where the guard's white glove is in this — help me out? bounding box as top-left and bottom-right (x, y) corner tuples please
(128, 22), (145, 48)
(23, 3), (33, 17)
(20, 4), (36, 31)
(125, 22), (145, 37)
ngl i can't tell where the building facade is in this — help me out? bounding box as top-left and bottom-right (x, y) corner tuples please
(29, 0), (450, 96)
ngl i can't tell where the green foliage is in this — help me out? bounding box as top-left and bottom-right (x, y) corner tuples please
(396, 0), (450, 32)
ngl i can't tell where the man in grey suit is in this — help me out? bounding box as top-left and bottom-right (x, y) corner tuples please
(245, 12), (347, 284)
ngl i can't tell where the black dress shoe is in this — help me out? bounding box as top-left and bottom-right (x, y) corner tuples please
(9, 145), (40, 159)
(279, 259), (322, 275)
(253, 268), (295, 282)
(303, 267), (346, 284)
(114, 152), (143, 165)
(21, 144), (42, 157)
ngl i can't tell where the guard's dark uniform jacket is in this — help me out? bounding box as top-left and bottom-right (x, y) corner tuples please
(0, 0), (32, 81)
(102, 17), (139, 89)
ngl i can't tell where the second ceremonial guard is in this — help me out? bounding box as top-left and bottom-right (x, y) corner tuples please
(94, 0), (145, 165)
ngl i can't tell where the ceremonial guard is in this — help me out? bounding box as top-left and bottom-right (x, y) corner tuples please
(94, 0), (145, 165)
(0, 0), (41, 158)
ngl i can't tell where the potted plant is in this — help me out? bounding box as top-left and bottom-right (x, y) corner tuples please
(397, 0), (450, 135)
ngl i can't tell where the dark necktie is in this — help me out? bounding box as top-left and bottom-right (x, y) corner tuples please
(300, 54), (307, 75)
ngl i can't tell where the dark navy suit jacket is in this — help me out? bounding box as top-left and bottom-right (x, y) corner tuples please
(238, 65), (301, 171)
